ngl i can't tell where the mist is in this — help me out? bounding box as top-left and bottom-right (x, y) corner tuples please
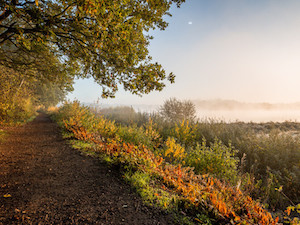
(69, 0), (300, 120)
(192, 100), (300, 122)
(88, 99), (300, 123)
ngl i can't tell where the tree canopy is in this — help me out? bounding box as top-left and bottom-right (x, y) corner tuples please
(0, 64), (72, 122)
(0, 0), (185, 97)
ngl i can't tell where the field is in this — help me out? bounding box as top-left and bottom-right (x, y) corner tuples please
(52, 101), (300, 224)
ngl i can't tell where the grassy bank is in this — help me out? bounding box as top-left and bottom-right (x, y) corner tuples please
(51, 101), (300, 224)
(97, 105), (300, 212)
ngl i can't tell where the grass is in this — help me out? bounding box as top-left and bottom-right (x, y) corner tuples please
(98, 106), (300, 212)
(52, 101), (288, 224)
(99, 105), (300, 223)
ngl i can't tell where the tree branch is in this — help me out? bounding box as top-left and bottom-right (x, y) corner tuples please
(0, 8), (12, 24)
(0, 33), (14, 44)
(53, 3), (75, 18)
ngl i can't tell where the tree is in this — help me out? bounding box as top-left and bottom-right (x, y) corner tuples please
(0, 64), (72, 121)
(0, 42), (77, 86)
(0, 0), (185, 97)
(34, 81), (71, 108)
(159, 97), (197, 123)
(0, 65), (35, 121)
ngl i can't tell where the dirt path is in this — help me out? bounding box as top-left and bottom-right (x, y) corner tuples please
(0, 113), (175, 224)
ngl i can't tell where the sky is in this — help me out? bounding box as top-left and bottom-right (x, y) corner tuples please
(67, 0), (300, 106)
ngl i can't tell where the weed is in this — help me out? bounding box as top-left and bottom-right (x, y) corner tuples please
(53, 101), (281, 224)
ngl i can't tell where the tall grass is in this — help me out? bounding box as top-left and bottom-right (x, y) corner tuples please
(98, 105), (300, 212)
(53, 101), (291, 224)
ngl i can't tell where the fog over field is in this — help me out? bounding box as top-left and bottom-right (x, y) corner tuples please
(70, 0), (300, 124)
(89, 99), (300, 123)
(194, 99), (300, 122)
(69, 0), (300, 111)
(196, 108), (300, 123)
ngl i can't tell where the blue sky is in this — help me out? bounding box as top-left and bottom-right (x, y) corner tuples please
(68, 0), (300, 105)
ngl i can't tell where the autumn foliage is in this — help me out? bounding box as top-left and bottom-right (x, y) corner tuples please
(54, 101), (278, 224)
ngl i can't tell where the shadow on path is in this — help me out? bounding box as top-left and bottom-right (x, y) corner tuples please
(0, 113), (174, 224)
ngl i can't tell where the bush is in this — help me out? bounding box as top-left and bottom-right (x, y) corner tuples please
(185, 139), (239, 183)
(118, 125), (154, 149)
(163, 137), (186, 164)
(159, 98), (196, 123)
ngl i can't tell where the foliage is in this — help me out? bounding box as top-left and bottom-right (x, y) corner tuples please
(54, 101), (279, 224)
(94, 102), (300, 216)
(171, 120), (197, 148)
(117, 120), (161, 150)
(1, 0), (188, 122)
(99, 106), (149, 126)
(0, 57), (72, 123)
(54, 101), (118, 141)
(34, 81), (72, 108)
(1, 0), (186, 97)
(159, 97), (197, 123)
(185, 139), (239, 183)
(118, 125), (153, 149)
(187, 121), (300, 210)
(229, 130), (300, 209)
(284, 204), (300, 224)
(47, 106), (59, 113)
(164, 137), (186, 164)
(0, 66), (37, 123)
(124, 170), (178, 211)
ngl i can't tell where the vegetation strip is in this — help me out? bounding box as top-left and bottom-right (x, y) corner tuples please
(53, 102), (283, 224)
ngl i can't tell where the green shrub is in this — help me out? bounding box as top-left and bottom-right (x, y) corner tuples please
(185, 139), (239, 183)
(118, 125), (153, 148)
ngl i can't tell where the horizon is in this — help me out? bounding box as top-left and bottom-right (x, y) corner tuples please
(68, 0), (300, 108)
(83, 99), (300, 123)
(83, 98), (300, 109)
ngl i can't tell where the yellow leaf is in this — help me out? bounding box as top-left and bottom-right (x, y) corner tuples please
(35, 0), (38, 6)
(3, 194), (11, 198)
(234, 216), (241, 221)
